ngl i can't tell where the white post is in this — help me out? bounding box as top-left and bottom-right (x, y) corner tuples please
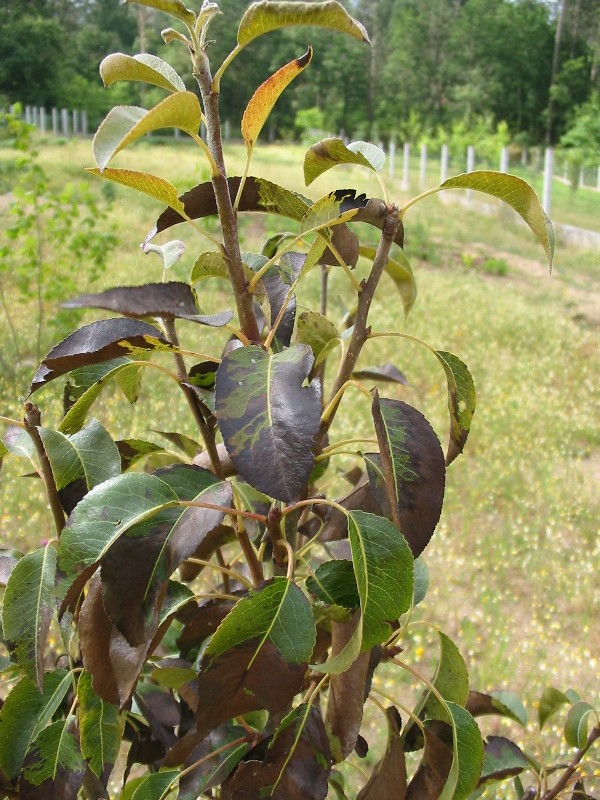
(174, 127), (180, 139)
(81, 111), (88, 136)
(52, 107), (58, 135)
(596, 166), (600, 192)
(440, 143), (449, 183)
(61, 108), (69, 137)
(579, 166), (584, 189)
(389, 139), (395, 179)
(466, 145), (475, 201)
(25, 105), (32, 124)
(32, 106), (39, 127)
(224, 119), (231, 141)
(402, 142), (410, 190)
(40, 107), (46, 134)
(542, 147), (553, 216)
(72, 109), (79, 136)
(521, 148), (528, 166)
(419, 143), (427, 188)
(500, 146), (509, 174)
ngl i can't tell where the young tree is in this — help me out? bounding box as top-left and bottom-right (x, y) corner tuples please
(0, 2), (598, 799)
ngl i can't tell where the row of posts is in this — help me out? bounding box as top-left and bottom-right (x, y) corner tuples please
(15, 105), (89, 138)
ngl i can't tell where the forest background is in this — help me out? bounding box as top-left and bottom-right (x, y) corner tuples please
(2, 0), (600, 157)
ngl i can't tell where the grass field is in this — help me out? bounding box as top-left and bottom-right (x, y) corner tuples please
(1, 137), (599, 792)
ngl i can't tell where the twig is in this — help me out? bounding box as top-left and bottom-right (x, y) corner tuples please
(191, 48), (261, 343)
(314, 207), (401, 452)
(541, 726), (600, 800)
(163, 318), (223, 478)
(23, 403), (65, 535)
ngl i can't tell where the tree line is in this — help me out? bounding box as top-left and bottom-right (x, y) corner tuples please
(1, 0), (599, 148)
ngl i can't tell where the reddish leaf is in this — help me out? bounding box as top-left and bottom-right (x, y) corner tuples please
(222, 705), (331, 800)
(29, 318), (171, 395)
(196, 639), (307, 739)
(371, 394), (445, 557)
(325, 613), (371, 761)
(215, 345), (321, 502)
(100, 465), (232, 646)
(357, 707), (407, 799)
(148, 176), (360, 267)
(78, 574), (149, 708)
(242, 48), (313, 147)
(479, 736), (529, 786)
(406, 724), (453, 800)
(176, 597), (237, 656)
(64, 282), (233, 326)
(353, 364), (409, 386)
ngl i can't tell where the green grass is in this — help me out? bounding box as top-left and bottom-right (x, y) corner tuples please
(1, 138), (599, 793)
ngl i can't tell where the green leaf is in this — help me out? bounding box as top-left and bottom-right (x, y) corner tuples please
(215, 344), (321, 502)
(359, 244), (416, 318)
(21, 716), (85, 788)
(304, 138), (383, 185)
(435, 350), (476, 466)
(40, 419), (121, 491)
(564, 701), (596, 749)
(3, 425), (34, 459)
(57, 472), (179, 596)
(93, 92), (202, 172)
(296, 311), (340, 366)
(413, 556), (429, 606)
(300, 193), (358, 235)
(237, 1), (369, 46)
(306, 560), (359, 609)
(123, 0), (195, 26)
(100, 52), (185, 92)
(77, 671), (123, 778)
(439, 703), (484, 800)
(479, 736), (529, 787)
(2, 546), (56, 689)
(196, 579), (316, 737)
(121, 768), (180, 800)
(467, 690), (528, 727)
(437, 171), (554, 268)
(205, 578), (315, 664)
(0, 669), (71, 779)
(88, 167), (185, 216)
(489, 691), (528, 727)
(371, 394), (446, 557)
(539, 687), (573, 730)
(60, 359), (141, 434)
(242, 47), (312, 147)
(422, 632), (470, 723)
(315, 511), (413, 674)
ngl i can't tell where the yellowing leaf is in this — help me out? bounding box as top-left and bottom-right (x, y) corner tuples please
(438, 171), (554, 268)
(124, 0), (195, 26)
(100, 53), (186, 93)
(242, 47), (312, 147)
(87, 167), (185, 216)
(93, 92), (201, 172)
(237, 1), (370, 46)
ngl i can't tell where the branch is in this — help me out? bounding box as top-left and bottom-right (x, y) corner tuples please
(541, 725), (600, 800)
(163, 319), (223, 478)
(23, 403), (65, 535)
(314, 207), (401, 451)
(191, 48), (261, 343)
